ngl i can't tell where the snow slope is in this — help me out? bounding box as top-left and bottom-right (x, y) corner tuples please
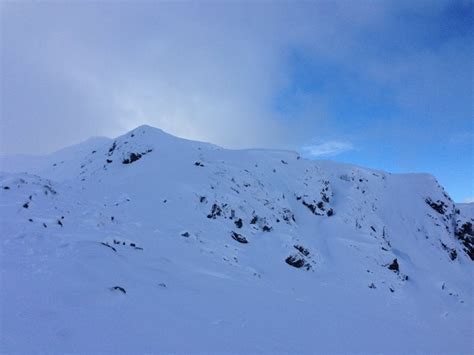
(1, 125), (472, 354)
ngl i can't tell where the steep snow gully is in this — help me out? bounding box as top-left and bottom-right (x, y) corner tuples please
(1, 125), (472, 353)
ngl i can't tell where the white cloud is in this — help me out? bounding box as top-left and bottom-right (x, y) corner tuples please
(0, 1), (406, 154)
(463, 197), (474, 204)
(301, 141), (354, 157)
(1, 1), (470, 156)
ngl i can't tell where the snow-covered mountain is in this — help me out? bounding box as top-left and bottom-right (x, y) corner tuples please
(1, 125), (472, 354)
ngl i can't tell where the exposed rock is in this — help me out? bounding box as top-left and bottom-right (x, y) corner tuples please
(108, 141), (117, 156)
(281, 208), (296, 223)
(294, 245), (310, 256)
(285, 255), (311, 270)
(301, 198), (329, 217)
(207, 203), (222, 219)
(231, 231), (248, 244)
(321, 193), (330, 203)
(455, 222), (474, 260)
(234, 218), (243, 229)
(101, 242), (117, 252)
(111, 286), (126, 294)
(122, 152), (142, 164)
(440, 242), (458, 261)
(122, 149), (153, 164)
(388, 258), (399, 272)
(425, 198), (447, 215)
(302, 200), (319, 214)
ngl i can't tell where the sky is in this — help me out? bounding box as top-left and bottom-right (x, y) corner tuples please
(0, 1), (472, 202)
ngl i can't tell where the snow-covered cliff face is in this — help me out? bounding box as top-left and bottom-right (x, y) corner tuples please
(1, 125), (472, 354)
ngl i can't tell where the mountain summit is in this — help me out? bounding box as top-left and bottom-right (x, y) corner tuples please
(1, 125), (472, 353)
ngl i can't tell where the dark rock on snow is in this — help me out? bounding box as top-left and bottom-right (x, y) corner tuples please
(231, 231), (248, 244)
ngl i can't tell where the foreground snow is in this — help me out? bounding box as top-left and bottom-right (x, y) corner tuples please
(1, 125), (472, 354)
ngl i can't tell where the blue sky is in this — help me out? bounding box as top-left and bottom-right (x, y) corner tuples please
(0, 1), (472, 202)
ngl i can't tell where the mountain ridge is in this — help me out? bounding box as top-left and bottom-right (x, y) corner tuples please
(1, 125), (472, 353)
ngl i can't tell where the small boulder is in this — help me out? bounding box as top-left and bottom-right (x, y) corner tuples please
(262, 225), (272, 232)
(388, 258), (399, 272)
(285, 255), (310, 270)
(122, 152), (142, 164)
(231, 231), (248, 244)
(234, 218), (243, 229)
(111, 286), (126, 294)
(207, 203), (222, 219)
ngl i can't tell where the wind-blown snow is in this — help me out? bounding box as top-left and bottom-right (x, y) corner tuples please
(1, 125), (472, 354)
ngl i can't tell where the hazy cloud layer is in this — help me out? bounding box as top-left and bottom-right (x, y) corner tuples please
(302, 141), (354, 157)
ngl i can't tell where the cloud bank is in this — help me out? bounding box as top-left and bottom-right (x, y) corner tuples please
(1, 1), (471, 154)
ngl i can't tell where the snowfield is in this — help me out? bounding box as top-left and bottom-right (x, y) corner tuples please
(0, 125), (472, 354)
